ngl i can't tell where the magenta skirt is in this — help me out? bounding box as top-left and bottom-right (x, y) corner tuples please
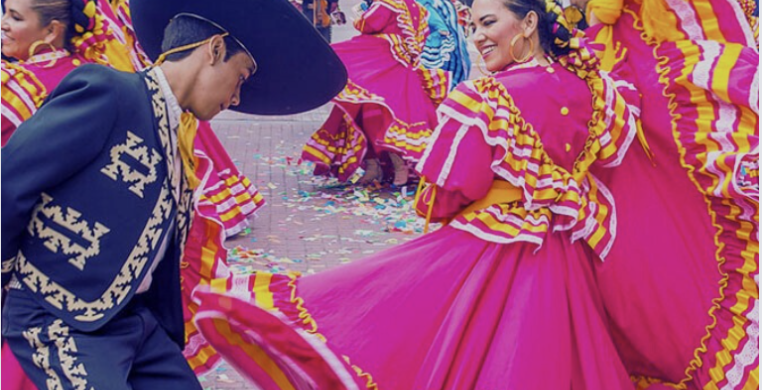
(194, 226), (633, 389)
(302, 34), (448, 180)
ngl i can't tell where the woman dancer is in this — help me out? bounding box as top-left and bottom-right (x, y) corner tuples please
(192, 0), (642, 388)
(302, 0), (450, 186)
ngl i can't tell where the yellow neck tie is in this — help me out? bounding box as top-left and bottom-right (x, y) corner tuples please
(178, 112), (201, 190)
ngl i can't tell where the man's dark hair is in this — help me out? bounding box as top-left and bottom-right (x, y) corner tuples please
(160, 15), (245, 62)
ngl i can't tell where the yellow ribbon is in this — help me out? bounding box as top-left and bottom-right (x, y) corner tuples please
(457, 180), (522, 217)
(586, 0), (624, 25)
(179, 112), (201, 190)
(413, 176), (437, 234)
(414, 179), (523, 233)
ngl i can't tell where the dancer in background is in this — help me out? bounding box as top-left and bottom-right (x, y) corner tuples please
(302, 0), (451, 186)
(418, 0), (471, 87)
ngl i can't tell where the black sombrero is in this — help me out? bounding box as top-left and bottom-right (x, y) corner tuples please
(130, 0), (347, 115)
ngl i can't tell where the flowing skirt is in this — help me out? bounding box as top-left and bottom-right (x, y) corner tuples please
(303, 34), (449, 181)
(589, 2), (759, 388)
(194, 226), (633, 389)
(195, 121), (265, 237)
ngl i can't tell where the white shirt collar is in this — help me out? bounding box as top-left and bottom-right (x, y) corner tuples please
(152, 66), (184, 132)
(151, 66), (184, 200)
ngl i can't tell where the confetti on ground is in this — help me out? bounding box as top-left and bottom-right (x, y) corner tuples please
(226, 142), (440, 279)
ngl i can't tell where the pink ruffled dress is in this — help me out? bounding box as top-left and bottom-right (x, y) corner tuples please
(586, 1), (759, 389)
(190, 56), (642, 389)
(302, 0), (450, 181)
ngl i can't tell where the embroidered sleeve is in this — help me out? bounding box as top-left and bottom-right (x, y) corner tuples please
(2, 65), (119, 277)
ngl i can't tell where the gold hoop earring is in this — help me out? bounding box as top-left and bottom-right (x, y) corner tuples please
(509, 34), (534, 64)
(27, 40), (59, 67)
(28, 40), (56, 58)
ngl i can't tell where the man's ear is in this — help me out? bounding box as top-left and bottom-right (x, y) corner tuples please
(207, 35), (226, 65)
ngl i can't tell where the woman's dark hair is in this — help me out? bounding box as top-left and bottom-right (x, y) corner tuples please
(160, 15), (246, 62)
(30, 0), (75, 50)
(503, 0), (572, 58)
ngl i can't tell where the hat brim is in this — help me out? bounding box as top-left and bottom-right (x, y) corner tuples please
(131, 0), (347, 115)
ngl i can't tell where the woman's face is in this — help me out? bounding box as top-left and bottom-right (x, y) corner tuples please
(471, 0), (524, 72)
(1, 0), (53, 60)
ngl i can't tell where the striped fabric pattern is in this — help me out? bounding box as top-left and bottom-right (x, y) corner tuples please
(416, 65), (637, 260)
(68, 1), (135, 73)
(191, 272), (370, 389)
(107, 0), (153, 69)
(1, 62), (47, 132)
(621, 1), (759, 389)
(302, 61), (450, 180)
(198, 173), (265, 237)
(180, 129), (267, 374)
(357, 0), (429, 67)
(303, 100), (370, 182)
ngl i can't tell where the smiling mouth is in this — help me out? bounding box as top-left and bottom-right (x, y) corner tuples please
(480, 46), (496, 58)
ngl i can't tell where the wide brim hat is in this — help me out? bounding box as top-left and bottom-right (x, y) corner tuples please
(131, 0), (347, 115)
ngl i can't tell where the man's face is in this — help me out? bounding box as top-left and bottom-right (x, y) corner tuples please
(190, 51), (255, 121)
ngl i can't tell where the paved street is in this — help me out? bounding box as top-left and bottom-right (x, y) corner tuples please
(197, 105), (432, 390)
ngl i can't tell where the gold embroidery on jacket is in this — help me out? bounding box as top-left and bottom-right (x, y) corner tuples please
(28, 193), (110, 271)
(145, 68), (192, 259)
(22, 320), (90, 389)
(18, 183), (173, 320)
(2, 256), (16, 273)
(101, 131), (162, 198)
(16, 70), (177, 322)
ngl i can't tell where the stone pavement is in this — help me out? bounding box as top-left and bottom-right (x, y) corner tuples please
(197, 1), (481, 386)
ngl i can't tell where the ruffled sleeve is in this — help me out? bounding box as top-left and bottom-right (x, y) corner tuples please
(1, 61), (47, 147)
(353, 1), (395, 34)
(415, 69), (638, 259)
(414, 114), (494, 221)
